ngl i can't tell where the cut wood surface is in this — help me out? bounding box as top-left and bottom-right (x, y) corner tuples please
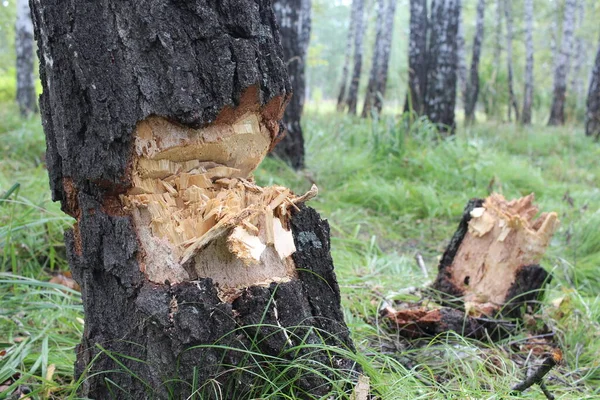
(385, 194), (559, 339)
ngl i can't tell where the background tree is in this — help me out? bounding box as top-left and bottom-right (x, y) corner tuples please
(464, 0), (486, 123)
(362, 0), (397, 118)
(503, 0), (519, 122)
(336, 0), (358, 112)
(569, 0), (586, 113)
(521, 0), (534, 125)
(15, 0), (36, 116)
(586, 37), (600, 139)
(346, 0), (366, 115)
(273, 0), (312, 169)
(424, 0), (462, 134)
(549, 0), (577, 126)
(30, 0), (355, 398)
(405, 0), (428, 115)
(456, 15), (468, 107)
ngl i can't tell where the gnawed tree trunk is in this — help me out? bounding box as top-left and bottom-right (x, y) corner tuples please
(405, 0), (428, 115)
(424, 0), (461, 135)
(464, 0), (486, 124)
(521, 0), (534, 125)
(31, 1), (356, 398)
(337, 0), (359, 112)
(361, 0), (397, 118)
(385, 194), (558, 339)
(346, 0), (366, 115)
(15, 0), (37, 116)
(548, 0), (577, 126)
(503, 0), (519, 122)
(586, 38), (600, 139)
(272, 0), (311, 170)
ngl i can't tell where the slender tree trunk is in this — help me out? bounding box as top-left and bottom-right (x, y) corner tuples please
(503, 0), (519, 122)
(424, 0), (462, 135)
(362, 0), (397, 118)
(464, 0), (486, 124)
(485, 0), (502, 119)
(549, 0), (577, 126)
(30, 1), (356, 398)
(521, 0), (534, 125)
(346, 0), (366, 115)
(15, 0), (37, 116)
(569, 0), (586, 112)
(456, 15), (468, 108)
(272, 0), (311, 169)
(337, 0), (358, 112)
(374, 0), (398, 115)
(405, 0), (428, 115)
(586, 38), (600, 139)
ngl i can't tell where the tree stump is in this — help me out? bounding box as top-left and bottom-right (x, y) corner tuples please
(31, 1), (356, 398)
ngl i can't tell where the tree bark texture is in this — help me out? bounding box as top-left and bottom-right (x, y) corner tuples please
(15, 0), (37, 116)
(272, 0), (311, 170)
(503, 0), (519, 122)
(337, 0), (358, 112)
(456, 15), (468, 108)
(362, 0), (397, 117)
(548, 0), (576, 126)
(405, 0), (428, 115)
(586, 38), (600, 139)
(346, 0), (366, 115)
(30, 1), (356, 398)
(521, 0), (534, 125)
(464, 0), (485, 124)
(569, 0), (586, 111)
(424, 0), (461, 135)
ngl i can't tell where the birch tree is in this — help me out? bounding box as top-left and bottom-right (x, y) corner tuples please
(504, 0), (519, 122)
(586, 37), (600, 139)
(405, 0), (428, 115)
(464, 0), (486, 123)
(346, 0), (366, 115)
(548, 0), (577, 126)
(15, 0), (37, 116)
(336, 0), (358, 111)
(521, 0), (534, 125)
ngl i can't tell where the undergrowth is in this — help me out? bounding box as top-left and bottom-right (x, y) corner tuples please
(1, 101), (599, 399)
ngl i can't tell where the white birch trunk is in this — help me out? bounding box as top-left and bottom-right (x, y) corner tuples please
(15, 0), (38, 116)
(521, 0), (534, 125)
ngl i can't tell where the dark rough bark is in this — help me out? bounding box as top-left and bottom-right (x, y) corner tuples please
(272, 0), (311, 170)
(503, 0), (519, 122)
(31, 1), (356, 397)
(337, 0), (359, 112)
(346, 0), (366, 115)
(424, 0), (461, 135)
(15, 0), (37, 116)
(548, 0), (576, 126)
(405, 0), (428, 115)
(586, 38), (600, 139)
(464, 0), (486, 124)
(362, 0), (397, 117)
(521, 0), (534, 125)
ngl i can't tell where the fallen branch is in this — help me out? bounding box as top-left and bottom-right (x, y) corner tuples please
(510, 350), (561, 397)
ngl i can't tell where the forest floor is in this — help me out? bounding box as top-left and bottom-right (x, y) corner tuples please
(1, 101), (599, 399)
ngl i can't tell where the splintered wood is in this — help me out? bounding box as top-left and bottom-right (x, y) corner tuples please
(384, 194), (559, 340)
(122, 113), (318, 293)
(447, 194), (559, 316)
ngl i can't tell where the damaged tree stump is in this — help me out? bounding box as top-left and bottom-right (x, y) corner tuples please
(31, 1), (356, 398)
(385, 194), (559, 339)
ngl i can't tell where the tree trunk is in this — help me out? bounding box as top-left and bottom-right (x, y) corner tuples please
(336, 0), (359, 112)
(586, 38), (600, 139)
(521, 0), (534, 125)
(464, 0), (486, 124)
(272, 0), (311, 170)
(569, 0), (586, 112)
(362, 0), (397, 118)
(456, 15), (468, 109)
(485, 0), (502, 119)
(30, 1), (356, 398)
(15, 0), (37, 116)
(424, 0), (461, 135)
(548, 0), (577, 126)
(405, 0), (428, 115)
(503, 0), (519, 122)
(346, 0), (366, 115)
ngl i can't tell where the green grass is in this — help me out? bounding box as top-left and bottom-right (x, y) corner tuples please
(1, 100), (600, 399)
